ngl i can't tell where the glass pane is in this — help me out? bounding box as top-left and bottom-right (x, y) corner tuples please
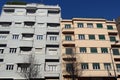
(87, 23), (93, 28)
(99, 35), (105, 40)
(66, 63), (73, 72)
(66, 48), (73, 54)
(89, 35), (95, 40)
(93, 63), (100, 69)
(91, 48), (97, 53)
(81, 63), (88, 69)
(112, 49), (119, 55)
(110, 36), (116, 42)
(97, 23), (103, 28)
(65, 24), (71, 29)
(104, 63), (111, 70)
(65, 36), (72, 41)
(101, 48), (108, 53)
(80, 47), (86, 53)
(78, 34), (85, 40)
(78, 23), (83, 28)
(116, 64), (120, 72)
(107, 25), (113, 30)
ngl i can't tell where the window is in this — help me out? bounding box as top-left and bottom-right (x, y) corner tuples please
(81, 63), (88, 70)
(90, 47), (97, 53)
(0, 35), (7, 40)
(93, 63), (100, 69)
(6, 65), (14, 70)
(0, 59), (3, 62)
(80, 47), (86, 53)
(4, 9), (14, 13)
(104, 63), (111, 70)
(17, 63), (30, 72)
(101, 48), (108, 53)
(116, 64), (120, 72)
(0, 49), (4, 54)
(109, 36), (116, 42)
(99, 35), (105, 40)
(50, 36), (57, 41)
(37, 35), (43, 40)
(97, 23), (103, 28)
(87, 23), (93, 28)
(65, 35), (72, 41)
(66, 48), (73, 54)
(89, 35), (95, 40)
(107, 25), (113, 30)
(48, 65), (57, 71)
(78, 23), (83, 28)
(112, 49), (119, 55)
(9, 48), (17, 53)
(65, 24), (71, 29)
(66, 63), (73, 72)
(12, 35), (19, 39)
(78, 34), (85, 40)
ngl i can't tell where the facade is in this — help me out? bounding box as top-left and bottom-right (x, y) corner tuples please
(61, 18), (120, 80)
(0, 3), (61, 80)
(116, 17), (120, 38)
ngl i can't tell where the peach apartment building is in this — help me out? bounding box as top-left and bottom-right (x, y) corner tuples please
(61, 18), (120, 80)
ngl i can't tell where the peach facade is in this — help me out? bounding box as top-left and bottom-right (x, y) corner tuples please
(61, 18), (120, 80)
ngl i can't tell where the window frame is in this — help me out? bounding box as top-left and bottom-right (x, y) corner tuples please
(81, 63), (88, 70)
(65, 48), (73, 54)
(112, 49), (119, 55)
(79, 47), (87, 53)
(101, 48), (108, 53)
(87, 23), (93, 28)
(107, 25), (113, 30)
(90, 47), (98, 53)
(93, 63), (100, 70)
(104, 63), (111, 70)
(89, 35), (95, 40)
(9, 48), (17, 53)
(109, 36), (116, 42)
(99, 35), (105, 40)
(12, 34), (19, 39)
(37, 35), (43, 40)
(78, 34), (85, 40)
(6, 64), (14, 70)
(65, 24), (71, 29)
(65, 35), (72, 41)
(77, 23), (83, 28)
(97, 23), (103, 28)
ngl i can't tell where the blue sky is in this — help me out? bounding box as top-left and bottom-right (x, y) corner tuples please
(0, 0), (120, 20)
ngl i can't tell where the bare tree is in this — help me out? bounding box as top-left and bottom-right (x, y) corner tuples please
(18, 54), (40, 80)
(63, 53), (83, 80)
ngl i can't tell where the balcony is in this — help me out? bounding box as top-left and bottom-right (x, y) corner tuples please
(45, 55), (59, 60)
(20, 47), (32, 54)
(21, 27), (34, 33)
(24, 16), (35, 22)
(22, 33), (34, 40)
(20, 40), (33, 47)
(24, 21), (35, 28)
(45, 72), (60, 78)
(47, 40), (59, 45)
(62, 40), (75, 47)
(62, 27), (74, 34)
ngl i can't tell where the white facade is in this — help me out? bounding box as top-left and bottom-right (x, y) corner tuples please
(0, 3), (61, 80)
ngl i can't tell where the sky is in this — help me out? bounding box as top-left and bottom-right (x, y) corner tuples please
(0, 0), (120, 20)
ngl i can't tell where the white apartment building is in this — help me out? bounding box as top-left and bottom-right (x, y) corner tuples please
(0, 3), (61, 80)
